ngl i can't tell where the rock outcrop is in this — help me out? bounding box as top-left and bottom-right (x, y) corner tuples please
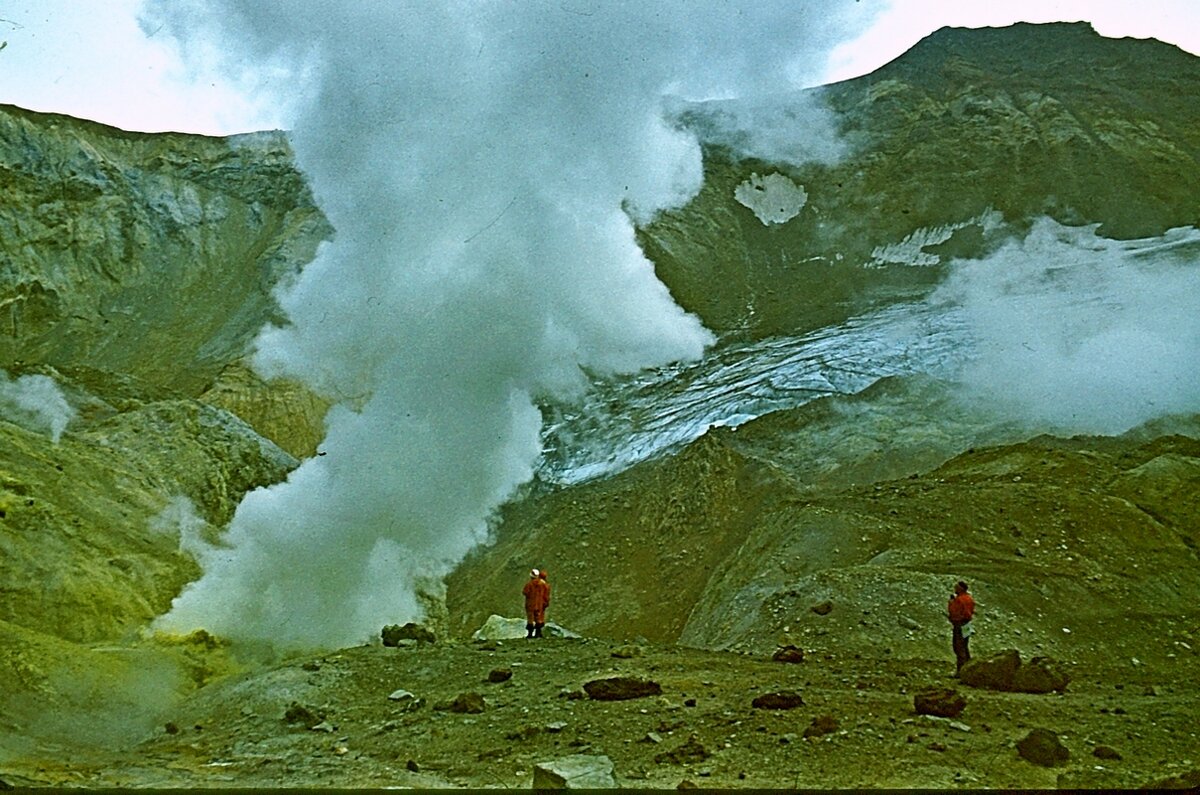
(0, 104), (331, 396)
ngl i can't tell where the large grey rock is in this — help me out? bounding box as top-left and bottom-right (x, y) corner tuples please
(532, 754), (616, 789)
(471, 614), (581, 641)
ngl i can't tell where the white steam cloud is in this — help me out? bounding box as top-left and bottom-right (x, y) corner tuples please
(145, 1), (873, 648)
(0, 371), (75, 443)
(938, 218), (1200, 435)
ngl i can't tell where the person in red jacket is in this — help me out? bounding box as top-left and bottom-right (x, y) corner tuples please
(523, 568), (550, 638)
(947, 580), (976, 674)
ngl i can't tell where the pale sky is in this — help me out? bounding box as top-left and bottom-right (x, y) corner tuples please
(0, 0), (1197, 136)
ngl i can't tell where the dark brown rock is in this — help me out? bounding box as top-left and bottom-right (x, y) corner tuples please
(751, 690), (805, 710)
(772, 645), (805, 663)
(1011, 656), (1070, 693)
(1093, 745), (1122, 760)
(282, 702), (323, 729)
(811, 601), (834, 616)
(913, 688), (967, 718)
(487, 668), (513, 683)
(960, 648), (1021, 690)
(654, 735), (710, 765)
(803, 714), (839, 738)
(1016, 728), (1070, 767)
(381, 622), (436, 646)
(583, 676), (662, 701)
(447, 692), (486, 714)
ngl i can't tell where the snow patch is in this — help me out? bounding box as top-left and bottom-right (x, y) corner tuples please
(734, 172), (807, 225)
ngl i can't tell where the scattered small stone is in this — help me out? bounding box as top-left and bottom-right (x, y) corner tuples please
(487, 668), (513, 683)
(898, 616), (921, 631)
(1143, 685), (1158, 696)
(1093, 745), (1122, 760)
(677, 780), (699, 790)
(684, 698), (697, 708)
(1016, 728), (1070, 767)
(583, 676), (662, 701)
(928, 742), (947, 752)
(310, 721), (335, 733)
(388, 689), (416, 703)
(164, 722), (179, 735)
(533, 754), (617, 789)
(642, 732), (663, 744)
(772, 645), (805, 664)
(301, 661), (321, 672)
(611, 644), (644, 659)
(545, 721), (568, 733)
(751, 690), (805, 710)
(406, 759), (420, 773)
(811, 601), (834, 616)
(803, 715), (839, 739)
(914, 688), (966, 719)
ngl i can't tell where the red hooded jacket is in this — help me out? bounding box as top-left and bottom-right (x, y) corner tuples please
(948, 592), (975, 625)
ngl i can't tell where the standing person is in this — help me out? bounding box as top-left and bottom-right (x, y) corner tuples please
(523, 568), (549, 639)
(947, 580), (976, 675)
(538, 568), (551, 638)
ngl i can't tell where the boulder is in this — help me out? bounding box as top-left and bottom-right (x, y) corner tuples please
(1016, 728), (1070, 767)
(381, 622), (436, 646)
(471, 614), (581, 641)
(532, 754), (616, 789)
(960, 649), (1021, 690)
(487, 668), (513, 683)
(771, 645), (805, 664)
(654, 735), (710, 765)
(961, 649), (1070, 693)
(1011, 656), (1070, 693)
(282, 702), (323, 729)
(803, 714), (840, 738)
(751, 690), (805, 710)
(811, 601), (834, 616)
(1144, 768), (1200, 789)
(1093, 745), (1122, 760)
(436, 692), (485, 714)
(913, 688), (966, 719)
(583, 677), (662, 701)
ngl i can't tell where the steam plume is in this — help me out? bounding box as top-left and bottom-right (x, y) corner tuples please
(146, 1), (871, 648)
(939, 219), (1200, 435)
(0, 371), (74, 442)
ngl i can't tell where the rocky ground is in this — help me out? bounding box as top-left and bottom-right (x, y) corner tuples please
(0, 627), (1196, 790)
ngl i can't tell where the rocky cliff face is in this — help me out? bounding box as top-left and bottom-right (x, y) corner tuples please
(0, 104), (330, 396)
(643, 22), (1200, 338)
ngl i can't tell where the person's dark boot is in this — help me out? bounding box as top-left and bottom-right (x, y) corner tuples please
(526, 623), (534, 638)
(534, 624), (543, 638)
